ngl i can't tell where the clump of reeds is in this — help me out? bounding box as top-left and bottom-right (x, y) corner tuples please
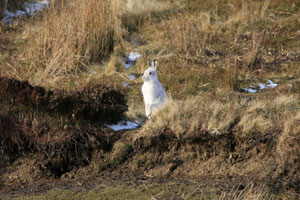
(22, 0), (117, 87)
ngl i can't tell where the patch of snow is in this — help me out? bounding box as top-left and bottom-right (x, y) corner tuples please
(2, 10), (15, 24)
(128, 74), (137, 80)
(105, 120), (140, 131)
(2, 0), (49, 24)
(125, 63), (134, 69)
(2, 16), (13, 24)
(258, 83), (267, 90)
(243, 88), (258, 93)
(3, 10), (15, 18)
(210, 129), (221, 136)
(122, 82), (130, 88)
(244, 80), (278, 93)
(124, 52), (142, 69)
(15, 10), (26, 16)
(128, 52), (142, 61)
(267, 80), (278, 88)
(25, 0), (48, 16)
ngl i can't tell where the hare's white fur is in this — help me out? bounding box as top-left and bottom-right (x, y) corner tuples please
(142, 60), (167, 118)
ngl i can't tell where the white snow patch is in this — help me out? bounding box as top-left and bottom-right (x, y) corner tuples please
(244, 80), (278, 93)
(267, 80), (278, 88)
(122, 82), (130, 88)
(3, 10), (15, 18)
(210, 128), (221, 136)
(2, 0), (49, 24)
(105, 120), (140, 131)
(128, 52), (141, 61)
(15, 10), (26, 16)
(2, 17), (13, 24)
(124, 52), (142, 69)
(258, 83), (267, 90)
(243, 88), (258, 93)
(2, 11), (14, 24)
(128, 74), (137, 80)
(25, 0), (49, 16)
(125, 63), (134, 69)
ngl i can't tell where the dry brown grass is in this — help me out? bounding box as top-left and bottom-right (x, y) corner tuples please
(131, 92), (300, 192)
(220, 183), (274, 200)
(161, 0), (275, 64)
(105, 55), (125, 74)
(134, 0), (300, 97)
(9, 0), (116, 87)
(276, 113), (300, 187)
(118, 0), (172, 15)
(138, 94), (239, 139)
(277, 113), (300, 165)
(137, 92), (300, 142)
(238, 95), (297, 137)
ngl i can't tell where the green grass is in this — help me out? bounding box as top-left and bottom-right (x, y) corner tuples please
(17, 183), (219, 200)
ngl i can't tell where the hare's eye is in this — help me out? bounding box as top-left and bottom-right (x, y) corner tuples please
(149, 72), (152, 75)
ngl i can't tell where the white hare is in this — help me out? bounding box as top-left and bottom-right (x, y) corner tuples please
(142, 60), (168, 118)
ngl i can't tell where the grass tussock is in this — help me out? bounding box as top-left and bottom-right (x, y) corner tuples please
(238, 95), (298, 138)
(278, 113), (300, 165)
(276, 113), (300, 187)
(105, 55), (125, 74)
(139, 94), (241, 139)
(220, 183), (274, 200)
(17, 0), (116, 87)
(139, 93), (300, 140)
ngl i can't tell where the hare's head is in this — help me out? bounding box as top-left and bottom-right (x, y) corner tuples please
(142, 60), (158, 82)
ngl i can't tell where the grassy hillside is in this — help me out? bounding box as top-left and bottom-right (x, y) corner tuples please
(1, 0), (300, 199)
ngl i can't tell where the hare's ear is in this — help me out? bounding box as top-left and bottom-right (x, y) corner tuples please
(152, 60), (158, 70)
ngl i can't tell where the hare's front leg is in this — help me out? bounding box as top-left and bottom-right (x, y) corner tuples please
(145, 103), (151, 118)
(148, 103), (159, 118)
